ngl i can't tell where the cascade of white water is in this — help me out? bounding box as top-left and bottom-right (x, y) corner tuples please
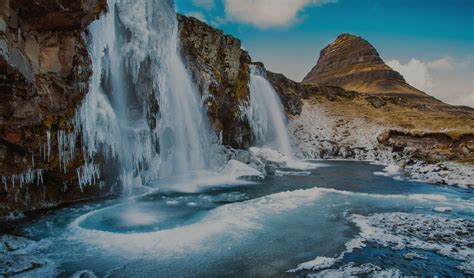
(75, 0), (214, 194)
(247, 65), (294, 157)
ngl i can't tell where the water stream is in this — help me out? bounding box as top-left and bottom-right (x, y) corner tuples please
(247, 65), (294, 157)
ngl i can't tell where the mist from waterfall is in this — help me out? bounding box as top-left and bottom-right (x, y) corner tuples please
(247, 66), (294, 157)
(76, 0), (214, 194)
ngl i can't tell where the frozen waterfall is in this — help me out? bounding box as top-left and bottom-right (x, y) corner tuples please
(247, 65), (294, 158)
(77, 0), (214, 194)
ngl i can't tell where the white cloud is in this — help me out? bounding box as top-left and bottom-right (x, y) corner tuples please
(223, 0), (336, 28)
(387, 59), (434, 92)
(426, 57), (455, 70)
(387, 57), (474, 107)
(192, 0), (215, 10)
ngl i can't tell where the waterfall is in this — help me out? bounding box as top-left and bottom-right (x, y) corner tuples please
(247, 65), (294, 157)
(76, 0), (214, 194)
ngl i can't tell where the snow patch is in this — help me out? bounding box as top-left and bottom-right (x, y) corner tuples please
(289, 101), (384, 160)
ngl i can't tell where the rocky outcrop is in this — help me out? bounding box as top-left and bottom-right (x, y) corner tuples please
(0, 0), (108, 220)
(178, 15), (252, 149)
(287, 94), (474, 187)
(265, 68), (357, 116)
(377, 130), (474, 163)
(302, 33), (427, 97)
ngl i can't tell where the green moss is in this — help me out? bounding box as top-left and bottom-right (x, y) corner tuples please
(42, 116), (53, 130)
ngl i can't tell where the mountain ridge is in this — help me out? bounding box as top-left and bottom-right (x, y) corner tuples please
(302, 33), (431, 98)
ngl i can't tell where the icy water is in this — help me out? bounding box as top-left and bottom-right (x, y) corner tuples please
(8, 161), (474, 277)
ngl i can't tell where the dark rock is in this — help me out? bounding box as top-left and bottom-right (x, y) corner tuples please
(366, 95), (386, 108)
(0, 0), (107, 220)
(264, 164), (276, 175)
(178, 14), (252, 149)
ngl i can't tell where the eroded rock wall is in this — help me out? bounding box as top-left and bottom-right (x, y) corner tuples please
(0, 0), (108, 220)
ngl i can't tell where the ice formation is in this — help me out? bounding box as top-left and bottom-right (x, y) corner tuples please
(66, 0), (216, 193)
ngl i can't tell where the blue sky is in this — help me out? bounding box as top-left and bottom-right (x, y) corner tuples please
(176, 0), (474, 106)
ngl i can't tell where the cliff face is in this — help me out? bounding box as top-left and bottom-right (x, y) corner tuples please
(0, 0), (108, 219)
(177, 15), (252, 149)
(302, 33), (427, 97)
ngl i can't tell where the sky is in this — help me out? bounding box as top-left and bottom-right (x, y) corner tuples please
(176, 0), (474, 107)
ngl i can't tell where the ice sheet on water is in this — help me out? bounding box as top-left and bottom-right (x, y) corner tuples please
(373, 164), (404, 180)
(433, 206), (453, 213)
(70, 187), (325, 256)
(308, 263), (401, 278)
(291, 211), (473, 275)
(288, 235), (366, 272)
(288, 257), (337, 272)
(349, 212), (474, 269)
(405, 161), (474, 188)
(0, 235), (57, 277)
(121, 207), (161, 226)
(162, 192), (247, 208)
(317, 187), (473, 211)
(275, 170), (311, 177)
(71, 270), (98, 278)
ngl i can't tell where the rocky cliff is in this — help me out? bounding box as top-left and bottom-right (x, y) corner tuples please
(0, 0), (109, 220)
(178, 15), (252, 149)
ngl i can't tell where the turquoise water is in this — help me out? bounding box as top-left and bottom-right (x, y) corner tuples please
(7, 161), (473, 277)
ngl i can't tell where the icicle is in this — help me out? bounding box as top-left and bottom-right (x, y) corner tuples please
(46, 130), (51, 162)
(3, 168), (45, 191)
(2, 176), (7, 191)
(76, 168), (82, 192)
(58, 130), (62, 172)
